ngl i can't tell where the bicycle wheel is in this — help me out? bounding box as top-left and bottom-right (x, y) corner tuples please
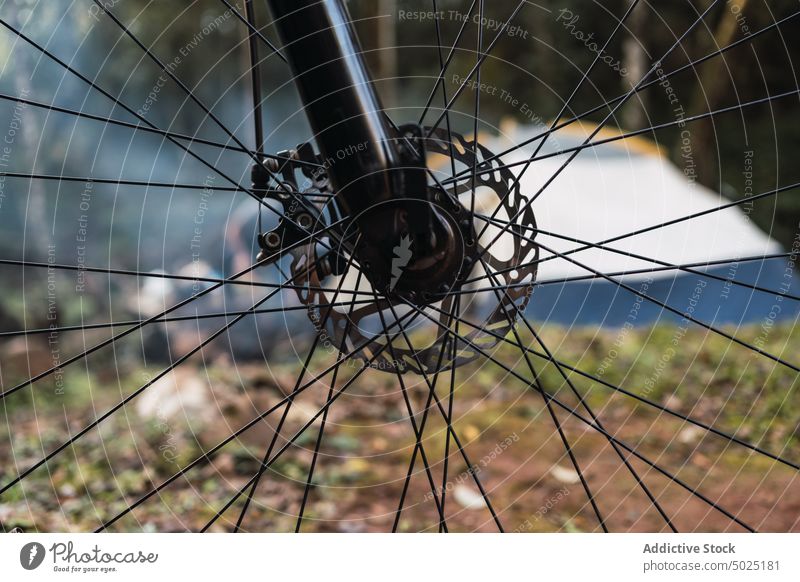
(0, 0), (798, 533)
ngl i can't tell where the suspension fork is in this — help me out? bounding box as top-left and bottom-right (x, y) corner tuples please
(265, 0), (419, 218)
(265, 0), (466, 299)
(267, 0), (446, 253)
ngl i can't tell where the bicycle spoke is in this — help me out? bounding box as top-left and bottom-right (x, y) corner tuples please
(526, 322), (677, 532)
(416, 0), (478, 126)
(526, 352), (608, 532)
(404, 298), (757, 531)
(471, 214), (800, 304)
(295, 270), (366, 532)
(373, 294), (456, 532)
(474, 0), (643, 242)
(533, 239), (800, 374)
(419, 299), (800, 473)
(0, 225), (351, 403)
(383, 298), (504, 532)
(0, 300), (375, 339)
(447, 88), (800, 184)
(531, 0), (642, 158)
(0, 217), (360, 293)
(468, 0), (484, 218)
(431, 0), (459, 189)
(445, 251), (798, 298)
(0, 17), (334, 254)
(514, 252), (795, 291)
(439, 294), (460, 532)
(477, 257), (607, 531)
(441, 10), (800, 184)
(96, 307), (424, 532)
(219, 0), (286, 63)
(418, 13), (463, 524)
(0, 281), (283, 496)
(90, 2), (334, 237)
(0, 171), (241, 193)
(0, 171), (332, 203)
(458, 180), (800, 289)
(91, 1), (256, 159)
(234, 238), (363, 532)
(463, 0), (724, 272)
(0, 92), (261, 158)
(425, 1), (527, 138)
(479, 258), (676, 531)
(198, 310), (428, 532)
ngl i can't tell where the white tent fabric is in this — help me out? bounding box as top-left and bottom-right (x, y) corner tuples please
(482, 124), (781, 282)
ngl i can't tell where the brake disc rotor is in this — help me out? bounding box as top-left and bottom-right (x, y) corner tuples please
(290, 127), (539, 374)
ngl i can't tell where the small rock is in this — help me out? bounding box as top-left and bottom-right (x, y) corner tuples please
(58, 484), (77, 498)
(453, 484), (487, 510)
(678, 425), (704, 445)
(550, 465), (580, 485)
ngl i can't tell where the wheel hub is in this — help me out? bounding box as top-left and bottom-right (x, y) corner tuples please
(345, 198), (477, 306)
(278, 128), (539, 375)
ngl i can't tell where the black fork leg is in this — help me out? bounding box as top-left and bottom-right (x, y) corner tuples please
(266, 0), (463, 299)
(266, 0), (404, 217)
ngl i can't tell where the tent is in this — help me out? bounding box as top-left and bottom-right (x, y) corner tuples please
(477, 121), (797, 327)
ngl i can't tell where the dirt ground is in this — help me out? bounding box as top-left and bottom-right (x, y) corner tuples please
(1, 324), (799, 532)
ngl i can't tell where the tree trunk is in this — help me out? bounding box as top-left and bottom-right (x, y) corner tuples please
(622, 0), (648, 130)
(686, 0), (750, 189)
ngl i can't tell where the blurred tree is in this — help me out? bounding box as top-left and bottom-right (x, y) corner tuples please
(622, 0), (648, 129)
(687, 0), (751, 189)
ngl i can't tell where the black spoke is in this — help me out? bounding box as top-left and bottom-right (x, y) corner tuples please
(471, 213), (800, 304)
(0, 221), (354, 403)
(0, 92), (260, 158)
(91, 0), (257, 160)
(87, 2), (340, 249)
(447, 88), (800, 184)
(479, 255), (676, 531)
(0, 91), (319, 170)
(474, 0), (642, 241)
(468, 0), (484, 218)
(439, 295), (460, 533)
(295, 269), (366, 532)
(383, 298), (504, 532)
(416, 0), (478, 126)
(0, 299), (375, 339)
(477, 257), (607, 532)
(0, 16), (336, 256)
(458, 181), (800, 290)
(375, 294), (460, 532)
(465, 0), (724, 271)
(533, 238), (800, 374)
(372, 292), (450, 532)
(0, 219), (361, 296)
(1, 281), (284, 496)
(431, 0), (459, 188)
(525, 322), (677, 531)
(96, 306), (424, 532)
(515, 252), (795, 291)
(198, 310), (428, 532)
(420, 298), (800, 473)
(425, 1), (527, 137)
(219, 0), (287, 64)
(233, 237), (363, 532)
(405, 298), (757, 531)
(441, 10), (800, 184)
